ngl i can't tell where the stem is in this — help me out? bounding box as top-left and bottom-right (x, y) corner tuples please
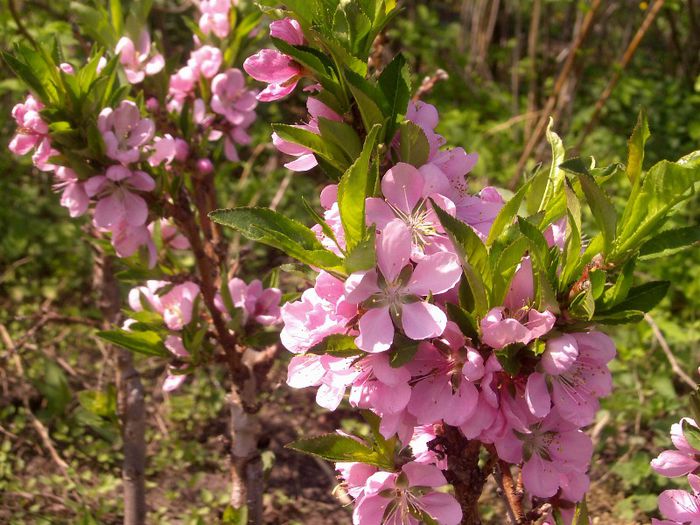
(496, 461), (525, 524)
(95, 252), (147, 525)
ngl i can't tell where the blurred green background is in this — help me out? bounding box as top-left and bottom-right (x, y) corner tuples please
(1, 0), (699, 523)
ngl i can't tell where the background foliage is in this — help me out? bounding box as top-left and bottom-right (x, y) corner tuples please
(1, 0), (698, 523)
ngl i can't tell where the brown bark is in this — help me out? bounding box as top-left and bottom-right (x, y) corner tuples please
(439, 427), (492, 525)
(94, 252), (147, 525)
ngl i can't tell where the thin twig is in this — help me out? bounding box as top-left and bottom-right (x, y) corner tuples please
(511, 0), (602, 188)
(0, 323), (71, 474)
(574, 0), (666, 152)
(645, 313), (696, 389)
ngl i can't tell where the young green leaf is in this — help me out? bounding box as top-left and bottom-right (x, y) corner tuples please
(639, 226), (700, 259)
(561, 158), (617, 254)
(209, 207), (346, 275)
(398, 121), (430, 168)
(337, 125), (381, 249)
(605, 281), (670, 314)
(97, 329), (169, 357)
(377, 53), (410, 139)
(287, 434), (393, 470)
(431, 200), (490, 315)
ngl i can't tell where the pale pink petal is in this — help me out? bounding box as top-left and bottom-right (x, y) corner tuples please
(377, 219), (412, 282)
(401, 301), (447, 340)
(382, 162), (425, 213)
(355, 307), (394, 353)
(406, 252), (461, 296)
(525, 372), (551, 418)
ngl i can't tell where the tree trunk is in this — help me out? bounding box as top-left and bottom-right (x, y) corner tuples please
(229, 378), (263, 524)
(94, 252), (147, 525)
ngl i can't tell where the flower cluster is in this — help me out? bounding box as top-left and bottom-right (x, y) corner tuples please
(126, 276), (281, 392)
(9, 0), (258, 261)
(266, 94), (618, 523)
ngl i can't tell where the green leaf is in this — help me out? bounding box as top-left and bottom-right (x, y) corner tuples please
(345, 68), (387, 131)
(560, 182), (583, 287)
(377, 53), (410, 139)
(626, 109), (650, 186)
(592, 310), (645, 325)
(398, 121), (430, 167)
(601, 258), (636, 310)
(486, 180), (532, 246)
(446, 303), (479, 342)
(682, 420), (700, 451)
(344, 227), (377, 273)
(97, 329), (169, 357)
(614, 156), (700, 259)
(573, 498), (590, 525)
(569, 287), (595, 321)
(287, 434), (393, 469)
(639, 226), (700, 259)
(389, 334), (419, 367)
(318, 117), (362, 160)
(605, 281), (670, 314)
(308, 334), (363, 357)
(430, 200), (490, 315)
(222, 505), (248, 525)
(272, 124), (350, 172)
(536, 119), (567, 224)
(517, 217), (558, 310)
(337, 125), (381, 249)
(561, 158), (617, 254)
(209, 207), (346, 275)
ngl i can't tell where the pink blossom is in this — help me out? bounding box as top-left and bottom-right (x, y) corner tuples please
(211, 68), (258, 125)
(244, 22), (304, 103)
(149, 134), (179, 166)
(652, 418), (700, 478)
(85, 165), (155, 229)
(346, 220), (461, 353)
(269, 18), (304, 45)
(169, 66), (198, 101)
(480, 306), (555, 349)
(196, 158), (214, 174)
(163, 335), (189, 392)
(215, 278), (281, 326)
(198, 0), (231, 38)
(336, 462), (377, 499)
(352, 462), (462, 525)
(405, 101), (445, 159)
(272, 97), (341, 171)
(410, 425), (447, 469)
(286, 354), (359, 410)
(9, 95), (50, 157)
(349, 353), (412, 416)
(52, 167), (88, 217)
(188, 45), (222, 79)
(406, 333), (480, 426)
(280, 271), (356, 354)
(98, 101), (155, 164)
(115, 31), (165, 84)
(495, 411), (592, 500)
(109, 219), (156, 267)
(656, 474), (700, 525)
(526, 331), (615, 425)
(148, 219), (190, 250)
(366, 162), (456, 259)
(129, 281), (201, 331)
